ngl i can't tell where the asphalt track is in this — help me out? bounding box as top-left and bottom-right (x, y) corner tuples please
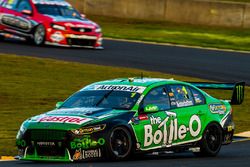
(0, 39), (250, 84)
(0, 140), (250, 167)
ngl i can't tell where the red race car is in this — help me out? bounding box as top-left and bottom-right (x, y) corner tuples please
(0, 0), (103, 49)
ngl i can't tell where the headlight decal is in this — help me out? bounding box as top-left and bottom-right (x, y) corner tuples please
(95, 27), (102, 33)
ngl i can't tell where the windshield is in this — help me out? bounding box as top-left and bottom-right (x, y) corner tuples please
(35, 4), (81, 19)
(61, 90), (141, 110)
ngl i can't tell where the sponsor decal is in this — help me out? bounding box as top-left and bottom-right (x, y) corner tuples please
(70, 136), (105, 149)
(0, 14), (31, 31)
(209, 104), (226, 114)
(73, 149), (102, 160)
(145, 105), (159, 112)
(136, 95), (144, 105)
(73, 149), (82, 160)
(169, 92), (174, 97)
(150, 116), (161, 125)
(171, 101), (177, 106)
(64, 23), (95, 29)
(37, 142), (55, 147)
(94, 85), (146, 93)
(79, 28), (85, 32)
(38, 116), (91, 125)
(236, 85), (244, 103)
(50, 32), (64, 42)
(65, 34), (97, 40)
(194, 97), (202, 104)
(71, 124), (106, 135)
(138, 114), (148, 121)
(16, 139), (26, 147)
(227, 125), (233, 132)
(176, 100), (193, 107)
(170, 97), (176, 101)
(83, 149), (101, 159)
(144, 114), (201, 147)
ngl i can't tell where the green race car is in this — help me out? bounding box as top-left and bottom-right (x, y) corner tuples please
(16, 78), (245, 162)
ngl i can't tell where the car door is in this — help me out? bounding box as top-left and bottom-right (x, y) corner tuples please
(0, 0), (20, 30)
(167, 84), (207, 146)
(131, 85), (173, 151)
(0, 0), (33, 33)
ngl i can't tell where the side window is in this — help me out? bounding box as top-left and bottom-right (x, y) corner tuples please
(2, 0), (19, 9)
(190, 87), (205, 105)
(16, 0), (31, 12)
(0, 0), (4, 6)
(141, 86), (170, 111)
(169, 84), (194, 108)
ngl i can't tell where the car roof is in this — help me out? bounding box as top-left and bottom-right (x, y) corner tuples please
(87, 78), (187, 87)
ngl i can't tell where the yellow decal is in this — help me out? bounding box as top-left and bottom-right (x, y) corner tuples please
(131, 92), (136, 98)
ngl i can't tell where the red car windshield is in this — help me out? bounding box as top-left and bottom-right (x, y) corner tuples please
(35, 4), (81, 19)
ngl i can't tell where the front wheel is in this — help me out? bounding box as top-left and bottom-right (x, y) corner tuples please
(107, 126), (132, 160)
(0, 35), (4, 41)
(194, 123), (222, 157)
(33, 25), (46, 45)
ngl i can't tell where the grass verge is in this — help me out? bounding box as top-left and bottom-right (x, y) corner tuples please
(88, 15), (250, 52)
(0, 54), (249, 156)
(218, 0), (250, 3)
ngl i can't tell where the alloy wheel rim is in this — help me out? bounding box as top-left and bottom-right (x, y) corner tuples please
(34, 26), (45, 45)
(110, 129), (130, 158)
(206, 127), (221, 152)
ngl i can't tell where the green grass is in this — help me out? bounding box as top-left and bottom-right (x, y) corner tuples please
(0, 54), (249, 156)
(88, 15), (250, 51)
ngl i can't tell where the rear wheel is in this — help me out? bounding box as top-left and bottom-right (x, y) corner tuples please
(194, 123), (222, 157)
(107, 127), (132, 160)
(33, 25), (46, 45)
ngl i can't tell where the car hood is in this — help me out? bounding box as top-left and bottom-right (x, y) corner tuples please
(24, 107), (129, 130)
(46, 15), (97, 28)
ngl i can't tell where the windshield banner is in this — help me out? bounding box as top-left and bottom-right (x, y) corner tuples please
(93, 85), (146, 93)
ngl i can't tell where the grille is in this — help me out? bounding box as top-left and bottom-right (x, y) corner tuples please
(67, 38), (96, 46)
(37, 146), (65, 156)
(29, 130), (67, 141)
(71, 27), (92, 33)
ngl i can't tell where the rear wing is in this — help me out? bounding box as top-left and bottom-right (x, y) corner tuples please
(188, 82), (245, 105)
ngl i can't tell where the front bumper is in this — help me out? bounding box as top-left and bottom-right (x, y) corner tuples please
(46, 29), (103, 49)
(16, 129), (106, 162)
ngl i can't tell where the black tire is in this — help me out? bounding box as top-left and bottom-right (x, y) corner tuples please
(0, 35), (4, 41)
(106, 126), (132, 160)
(194, 123), (222, 157)
(33, 24), (46, 45)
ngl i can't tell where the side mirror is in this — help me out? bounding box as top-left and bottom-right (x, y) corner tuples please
(56, 101), (64, 109)
(144, 104), (159, 113)
(21, 9), (32, 15)
(81, 14), (86, 18)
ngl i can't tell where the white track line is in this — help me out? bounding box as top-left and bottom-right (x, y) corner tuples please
(105, 37), (250, 54)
